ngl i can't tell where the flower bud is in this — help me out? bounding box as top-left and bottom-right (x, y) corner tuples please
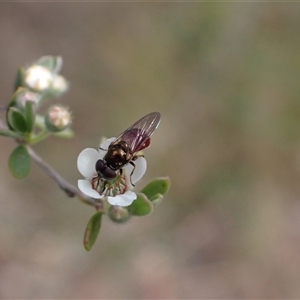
(45, 105), (72, 132)
(15, 90), (40, 110)
(108, 205), (131, 224)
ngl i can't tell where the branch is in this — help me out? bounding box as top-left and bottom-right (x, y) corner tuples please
(26, 145), (102, 208)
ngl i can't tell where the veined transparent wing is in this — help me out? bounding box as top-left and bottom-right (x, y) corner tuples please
(111, 112), (161, 155)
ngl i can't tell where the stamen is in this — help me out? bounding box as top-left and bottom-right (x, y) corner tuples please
(91, 171), (128, 198)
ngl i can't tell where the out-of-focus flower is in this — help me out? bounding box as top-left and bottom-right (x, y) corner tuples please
(24, 64), (68, 94)
(24, 65), (53, 91)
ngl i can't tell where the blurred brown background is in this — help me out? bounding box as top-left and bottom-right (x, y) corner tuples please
(1, 2), (300, 298)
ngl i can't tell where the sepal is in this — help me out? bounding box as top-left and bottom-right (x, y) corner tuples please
(108, 205), (131, 223)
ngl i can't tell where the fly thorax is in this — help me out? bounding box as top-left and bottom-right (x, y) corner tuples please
(105, 144), (128, 169)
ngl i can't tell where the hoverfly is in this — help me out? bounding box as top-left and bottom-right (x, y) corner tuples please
(95, 112), (161, 186)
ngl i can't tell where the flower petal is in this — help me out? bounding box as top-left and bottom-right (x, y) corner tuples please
(77, 148), (99, 178)
(124, 156), (147, 186)
(107, 190), (137, 207)
(98, 137), (116, 158)
(78, 179), (102, 199)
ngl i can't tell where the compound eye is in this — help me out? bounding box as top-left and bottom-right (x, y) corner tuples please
(95, 159), (116, 180)
(102, 167), (117, 180)
(95, 159), (105, 175)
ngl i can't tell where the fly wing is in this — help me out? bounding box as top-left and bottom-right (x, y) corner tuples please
(111, 112), (161, 155)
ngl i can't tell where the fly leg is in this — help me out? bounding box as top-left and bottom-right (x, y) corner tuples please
(129, 161), (136, 186)
(128, 153), (145, 186)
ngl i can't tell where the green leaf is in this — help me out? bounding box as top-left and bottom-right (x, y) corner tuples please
(128, 193), (153, 216)
(24, 100), (35, 133)
(6, 87), (24, 130)
(8, 145), (31, 178)
(36, 55), (63, 73)
(83, 212), (103, 251)
(140, 177), (171, 201)
(7, 107), (27, 133)
(13, 68), (25, 91)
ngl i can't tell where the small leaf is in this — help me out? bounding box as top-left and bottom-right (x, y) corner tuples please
(8, 145), (31, 178)
(13, 68), (25, 91)
(140, 177), (170, 201)
(83, 212), (103, 251)
(7, 87), (26, 111)
(128, 193), (153, 216)
(24, 100), (35, 133)
(7, 107), (27, 133)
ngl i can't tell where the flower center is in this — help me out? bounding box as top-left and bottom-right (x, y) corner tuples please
(91, 173), (127, 197)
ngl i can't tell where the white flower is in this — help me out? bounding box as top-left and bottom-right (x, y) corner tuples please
(77, 137), (147, 207)
(24, 65), (54, 91)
